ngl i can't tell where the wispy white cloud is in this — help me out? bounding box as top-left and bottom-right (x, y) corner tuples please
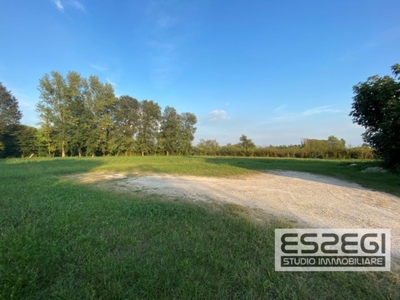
(271, 113), (297, 122)
(51, 0), (85, 12)
(52, 0), (64, 12)
(90, 64), (107, 72)
(67, 0), (85, 12)
(273, 104), (286, 113)
(301, 105), (340, 116)
(268, 105), (340, 123)
(106, 78), (117, 86)
(209, 110), (230, 122)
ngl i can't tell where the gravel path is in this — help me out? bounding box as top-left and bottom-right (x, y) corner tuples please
(77, 171), (400, 263)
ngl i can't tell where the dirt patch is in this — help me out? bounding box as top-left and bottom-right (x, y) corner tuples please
(68, 170), (400, 264)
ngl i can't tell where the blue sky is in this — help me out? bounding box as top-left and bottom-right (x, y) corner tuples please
(1, 0), (399, 146)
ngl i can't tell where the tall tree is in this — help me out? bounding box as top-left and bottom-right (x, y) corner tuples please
(110, 95), (140, 155)
(136, 100), (161, 156)
(160, 106), (182, 155)
(0, 82), (22, 157)
(84, 76), (117, 156)
(37, 71), (70, 157)
(350, 64), (400, 168)
(64, 72), (89, 157)
(180, 112), (197, 155)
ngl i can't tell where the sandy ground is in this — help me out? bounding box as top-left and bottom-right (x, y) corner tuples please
(72, 170), (400, 264)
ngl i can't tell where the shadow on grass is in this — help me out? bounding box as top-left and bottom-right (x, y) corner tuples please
(0, 157), (104, 178)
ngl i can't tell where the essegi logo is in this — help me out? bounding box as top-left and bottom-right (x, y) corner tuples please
(275, 229), (391, 271)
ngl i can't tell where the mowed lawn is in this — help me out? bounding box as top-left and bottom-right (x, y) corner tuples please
(0, 157), (399, 299)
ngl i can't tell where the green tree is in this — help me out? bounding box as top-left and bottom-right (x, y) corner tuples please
(136, 100), (161, 156)
(84, 75), (117, 156)
(64, 72), (90, 157)
(196, 139), (220, 155)
(238, 134), (255, 150)
(160, 106), (182, 155)
(350, 64), (400, 168)
(180, 112), (197, 155)
(0, 82), (22, 157)
(18, 125), (38, 157)
(327, 135), (346, 158)
(36, 121), (57, 157)
(110, 96), (140, 156)
(37, 71), (71, 157)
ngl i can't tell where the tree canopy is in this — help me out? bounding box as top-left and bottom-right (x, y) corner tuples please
(350, 64), (400, 168)
(36, 71), (197, 157)
(0, 82), (22, 157)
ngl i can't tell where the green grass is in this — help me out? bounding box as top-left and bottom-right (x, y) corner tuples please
(0, 157), (399, 299)
(64, 156), (399, 196)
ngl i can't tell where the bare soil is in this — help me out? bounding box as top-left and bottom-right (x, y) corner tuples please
(69, 170), (400, 263)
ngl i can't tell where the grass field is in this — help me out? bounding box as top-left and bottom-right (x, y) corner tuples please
(1, 156), (399, 299)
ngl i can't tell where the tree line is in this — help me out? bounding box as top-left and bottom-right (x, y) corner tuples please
(1, 63), (398, 168)
(194, 135), (375, 159)
(0, 71), (197, 157)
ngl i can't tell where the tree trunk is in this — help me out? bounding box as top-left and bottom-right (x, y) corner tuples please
(61, 141), (66, 157)
(78, 149), (82, 157)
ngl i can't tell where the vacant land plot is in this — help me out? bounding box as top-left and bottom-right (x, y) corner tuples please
(1, 157), (400, 299)
(76, 170), (400, 262)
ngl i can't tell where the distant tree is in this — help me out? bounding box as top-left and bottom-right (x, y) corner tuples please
(196, 139), (219, 155)
(350, 64), (400, 168)
(301, 138), (330, 158)
(327, 135), (346, 158)
(0, 82), (22, 157)
(238, 134), (255, 150)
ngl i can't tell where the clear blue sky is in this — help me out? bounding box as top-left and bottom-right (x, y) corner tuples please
(1, 0), (399, 146)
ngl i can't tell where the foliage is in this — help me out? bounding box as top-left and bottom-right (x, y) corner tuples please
(179, 112), (197, 155)
(136, 100), (162, 156)
(196, 139), (220, 155)
(193, 135), (375, 160)
(160, 106), (182, 155)
(0, 82), (22, 128)
(17, 125), (38, 157)
(35, 71), (197, 157)
(0, 82), (22, 157)
(238, 134), (255, 150)
(350, 64), (400, 168)
(110, 95), (140, 156)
